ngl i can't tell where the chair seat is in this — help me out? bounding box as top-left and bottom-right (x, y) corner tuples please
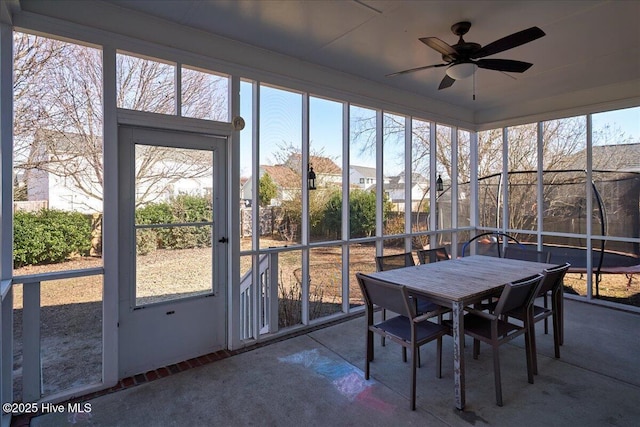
(458, 314), (523, 339)
(373, 316), (449, 344)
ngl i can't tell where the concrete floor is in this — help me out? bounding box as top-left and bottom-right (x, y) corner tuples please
(29, 299), (640, 426)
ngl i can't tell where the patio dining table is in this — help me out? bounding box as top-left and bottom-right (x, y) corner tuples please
(366, 254), (555, 410)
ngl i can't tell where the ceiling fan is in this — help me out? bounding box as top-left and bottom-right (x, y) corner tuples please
(387, 21), (545, 90)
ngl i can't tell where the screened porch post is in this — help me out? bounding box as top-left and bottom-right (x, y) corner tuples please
(101, 44), (119, 388)
(585, 114), (593, 299)
(228, 75), (241, 349)
(0, 20), (14, 427)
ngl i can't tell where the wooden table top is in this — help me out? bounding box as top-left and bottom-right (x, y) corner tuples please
(366, 255), (556, 304)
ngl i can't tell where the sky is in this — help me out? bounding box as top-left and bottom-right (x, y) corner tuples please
(591, 106), (640, 144)
(239, 80), (640, 178)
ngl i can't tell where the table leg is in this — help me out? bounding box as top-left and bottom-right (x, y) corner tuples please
(452, 301), (465, 410)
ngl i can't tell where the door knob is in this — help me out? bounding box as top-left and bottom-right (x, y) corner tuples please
(218, 237), (228, 243)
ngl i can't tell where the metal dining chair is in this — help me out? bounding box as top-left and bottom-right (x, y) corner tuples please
(503, 246), (561, 338)
(416, 247), (449, 264)
(504, 245), (552, 263)
(375, 253), (445, 335)
(503, 263), (570, 374)
(356, 273), (449, 410)
(457, 274), (544, 406)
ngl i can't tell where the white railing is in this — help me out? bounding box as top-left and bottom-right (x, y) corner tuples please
(239, 253), (278, 340)
(11, 268), (104, 403)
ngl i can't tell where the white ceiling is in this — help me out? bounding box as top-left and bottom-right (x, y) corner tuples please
(14, 0), (640, 126)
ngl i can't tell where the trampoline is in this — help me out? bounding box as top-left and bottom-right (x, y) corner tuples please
(460, 169), (640, 296)
(462, 234), (639, 289)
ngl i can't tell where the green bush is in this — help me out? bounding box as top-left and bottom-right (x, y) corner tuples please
(135, 229), (158, 256)
(14, 209), (92, 268)
(135, 194), (213, 253)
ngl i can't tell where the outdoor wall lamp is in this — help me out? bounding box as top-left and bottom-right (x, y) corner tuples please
(308, 166), (317, 190)
(436, 174), (444, 192)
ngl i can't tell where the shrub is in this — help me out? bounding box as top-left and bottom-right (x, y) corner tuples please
(135, 194), (212, 253)
(135, 229), (157, 256)
(14, 209), (91, 268)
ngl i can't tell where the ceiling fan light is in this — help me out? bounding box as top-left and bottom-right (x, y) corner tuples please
(446, 63), (477, 80)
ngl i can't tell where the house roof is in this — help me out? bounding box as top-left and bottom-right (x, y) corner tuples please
(592, 143), (640, 172)
(562, 143), (640, 173)
(284, 153), (341, 175)
(350, 165), (376, 178)
(260, 165), (300, 189)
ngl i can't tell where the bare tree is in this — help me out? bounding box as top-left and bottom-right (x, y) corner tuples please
(13, 32), (227, 210)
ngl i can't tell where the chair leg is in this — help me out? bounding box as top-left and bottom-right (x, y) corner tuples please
(492, 344), (503, 407)
(524, 326), (535, 383)
(402, 347), (407, 363)
(436, 337), (442, 379)
(411, 345), (417, 410)
(543, 294), (549, 334)
(381, 309), (386, 347)
(366, 330), (373, 379)
(530, 320), (539, 376)
(552, 313), (561, 359)
(473, 339), (480, 359)
(558, 289), (564, 345)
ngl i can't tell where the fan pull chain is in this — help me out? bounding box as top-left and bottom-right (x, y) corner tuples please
(473, 71), (476, 101)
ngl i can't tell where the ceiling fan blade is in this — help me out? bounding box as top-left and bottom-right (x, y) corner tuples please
(476, 58), (533, 73)
(386, 63), (447, 77)
(419, 37), (457, 57)
(472, 27), (545, 59)
(438, 74), (455, 90)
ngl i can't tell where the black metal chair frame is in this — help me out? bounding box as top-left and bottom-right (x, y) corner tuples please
(374, 253), (447, 364)
(503, 245), (552, 264)
(416, 247), (449, 264)
(458, 274), (544, 406)
(356, 273), (449, 410)
(504, 263), (570, 374)
(461, 232), (522, 258)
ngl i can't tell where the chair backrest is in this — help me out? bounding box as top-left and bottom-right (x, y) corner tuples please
(416, 247), (449, 264)
(461, 232), (521, 258)
(375, 252), (415, 271)
(504, 245), (552, 263)
(356, 273), (414, 318)
(537, 262), (571, 296)
(493, 274), (544, 316)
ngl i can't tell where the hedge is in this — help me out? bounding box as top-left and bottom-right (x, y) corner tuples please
(14, 209), (92, 268)
(135, 194), (213, 254)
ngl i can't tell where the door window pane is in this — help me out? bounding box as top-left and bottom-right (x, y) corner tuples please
(134, 145), (214, 306)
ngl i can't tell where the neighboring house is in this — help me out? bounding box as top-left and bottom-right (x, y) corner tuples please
(25, 130), (104, 214)
(555, 142), (640, 172)
(350, 165), (378, 190)
(384, 172), (430, 211)
(241, 154), (342, 206)
(25, 129), (213, 214)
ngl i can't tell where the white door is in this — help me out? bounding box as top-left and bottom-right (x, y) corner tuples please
(117, 125), (227, 377)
